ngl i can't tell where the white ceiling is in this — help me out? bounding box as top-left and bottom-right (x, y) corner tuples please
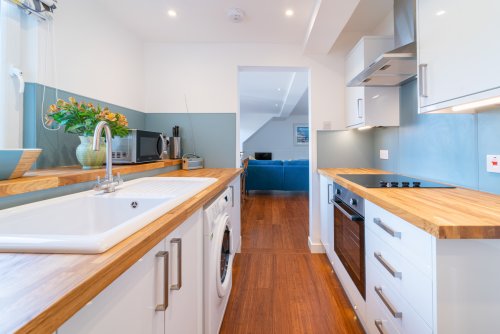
(98, 0), (317, 43)
(239, 70), (308, 116)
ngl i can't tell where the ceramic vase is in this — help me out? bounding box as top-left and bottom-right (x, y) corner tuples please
(76, 136), (106, 169)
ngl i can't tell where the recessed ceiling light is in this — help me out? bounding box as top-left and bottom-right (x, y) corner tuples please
(285, 9), (294, 17)
(275, 103), (279, 107)
(167, 10), (177, 17)
(277, 88), (281, 92)
(435, 10), (446, 16)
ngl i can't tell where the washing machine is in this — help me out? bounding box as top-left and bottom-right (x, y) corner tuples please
(203, 186), (235, 334)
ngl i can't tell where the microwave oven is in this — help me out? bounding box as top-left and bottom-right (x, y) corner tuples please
(112, 129), (164, 164)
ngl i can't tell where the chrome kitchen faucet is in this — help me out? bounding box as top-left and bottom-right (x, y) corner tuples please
(93, 121), (123, 192)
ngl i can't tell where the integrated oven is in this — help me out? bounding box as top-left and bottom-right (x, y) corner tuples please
(333, 182), (365, 299)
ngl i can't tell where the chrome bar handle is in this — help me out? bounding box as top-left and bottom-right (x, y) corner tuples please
(334, 200), (363, 221)
(373, 218), (401, 238)
(356, 98), (363, 118)
(170, 238), (182, 290)
(229, 185), (234, 207)
(419, 64), (428, 98)
(375, 286), (403, 319)
(374, 252), (402, 279)
(374, 320), (387, 334)
(327, 184), (333, 204)
(155, 251), (169, 311)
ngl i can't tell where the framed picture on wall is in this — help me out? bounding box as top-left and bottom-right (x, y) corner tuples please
(294, 123), (309, 145)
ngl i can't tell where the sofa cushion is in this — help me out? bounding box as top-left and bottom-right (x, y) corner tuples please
(248, 160), (283, 166)
(246, 165), (284, 190)
(283, 160), (308, 166)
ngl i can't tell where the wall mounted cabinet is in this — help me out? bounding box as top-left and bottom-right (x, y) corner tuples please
(345, 36), (400, 129)
(417, 0), (500, 113)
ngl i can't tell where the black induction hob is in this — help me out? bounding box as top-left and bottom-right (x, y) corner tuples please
(338, 174), (455, 188)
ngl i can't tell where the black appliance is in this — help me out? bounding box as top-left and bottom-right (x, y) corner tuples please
(333, 182), (365, 299)
(254, 152), (272, 160)
(338, 174), (455, 188)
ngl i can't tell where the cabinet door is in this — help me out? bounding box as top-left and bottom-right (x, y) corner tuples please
(228, 176), (241, 253)
(164, 210), (204, 334)
(58, 242), (165, 334)
(418, 0), (500, 110)
(346, 87), (365, 128)
(319, 175), (334, 262)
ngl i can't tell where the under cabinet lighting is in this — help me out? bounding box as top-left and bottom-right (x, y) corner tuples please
(357, 126), (373, 131)
(451, 96), (500, 112)
(372, 94), (380, 99)
(435, 10), (446, 16)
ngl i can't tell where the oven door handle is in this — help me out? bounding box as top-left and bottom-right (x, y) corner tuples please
(333, 199), (363, 221)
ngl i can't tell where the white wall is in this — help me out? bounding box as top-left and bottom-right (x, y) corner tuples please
(0, 0), (145, 148)
(0, 1), (23, 148)
(243, 114), (309, 160)
(26, 0), (145, 111)
(240, 112), (275, 149)
(144, 42), (346, 249)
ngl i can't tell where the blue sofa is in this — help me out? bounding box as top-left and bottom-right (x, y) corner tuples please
(246, 159), (309, 191)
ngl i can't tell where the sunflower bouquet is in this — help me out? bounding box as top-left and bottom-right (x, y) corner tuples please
(46, 97), (129, 137)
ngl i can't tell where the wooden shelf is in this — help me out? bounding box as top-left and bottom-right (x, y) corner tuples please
(0, 160), (182, 198)
(318, 168), (500, 239)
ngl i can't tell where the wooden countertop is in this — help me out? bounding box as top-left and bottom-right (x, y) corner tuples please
(0, 159), (182, 198)
(318, 168), (500, 239)
(0, 168), (242, 334)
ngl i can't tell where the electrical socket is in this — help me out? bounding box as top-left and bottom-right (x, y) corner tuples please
(379, 150), (389, 160)
(487, 155), (500, 173)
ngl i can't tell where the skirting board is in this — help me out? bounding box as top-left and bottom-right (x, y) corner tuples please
(308, 236), (325, 253)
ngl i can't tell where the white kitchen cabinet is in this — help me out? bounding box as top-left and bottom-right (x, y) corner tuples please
(319, 175), (334, 262)
(164, 209), (204, 334)
(345, 36), (400, 128)
(365, 200), (500, 334)
(417, 0), (500, 113)
(58, 209), (204, 334)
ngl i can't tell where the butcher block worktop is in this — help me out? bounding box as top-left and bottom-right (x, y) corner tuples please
(0, 159), (182, 198)
(318, 168), (500, 239)
(0, 168), (241, 334)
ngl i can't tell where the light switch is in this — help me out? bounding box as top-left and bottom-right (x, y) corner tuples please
(379, 150), (389, 160)
(487, 155), (500, 173)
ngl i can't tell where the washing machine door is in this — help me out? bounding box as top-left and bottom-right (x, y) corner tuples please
(215, 213), (233, 298)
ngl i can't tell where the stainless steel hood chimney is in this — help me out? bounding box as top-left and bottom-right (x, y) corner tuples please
(347, 0), (416, 87)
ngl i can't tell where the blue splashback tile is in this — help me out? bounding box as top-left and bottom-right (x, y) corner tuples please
(477, 109), (500, 194)
(397, 80), (478, 188)
(145, 113), (236, 168)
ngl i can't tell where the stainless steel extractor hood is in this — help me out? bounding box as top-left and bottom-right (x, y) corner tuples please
(347, 0), (416, 87)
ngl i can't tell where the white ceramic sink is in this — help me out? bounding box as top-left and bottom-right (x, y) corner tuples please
(0, 177), (216, 254)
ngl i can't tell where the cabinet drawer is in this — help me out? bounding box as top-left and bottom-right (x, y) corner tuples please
(366, 229), (433, 326)
(366, 288), (401, 334)
(365, 201), (433, 277)
(367, 260), (432, 334)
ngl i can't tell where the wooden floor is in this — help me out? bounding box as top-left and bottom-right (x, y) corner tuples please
(220, 191), (365, 334)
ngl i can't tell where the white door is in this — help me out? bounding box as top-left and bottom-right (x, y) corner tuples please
(164, 210), (204, 334)
(418, 0), (500, 110)
(58, 242), (165, 334)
